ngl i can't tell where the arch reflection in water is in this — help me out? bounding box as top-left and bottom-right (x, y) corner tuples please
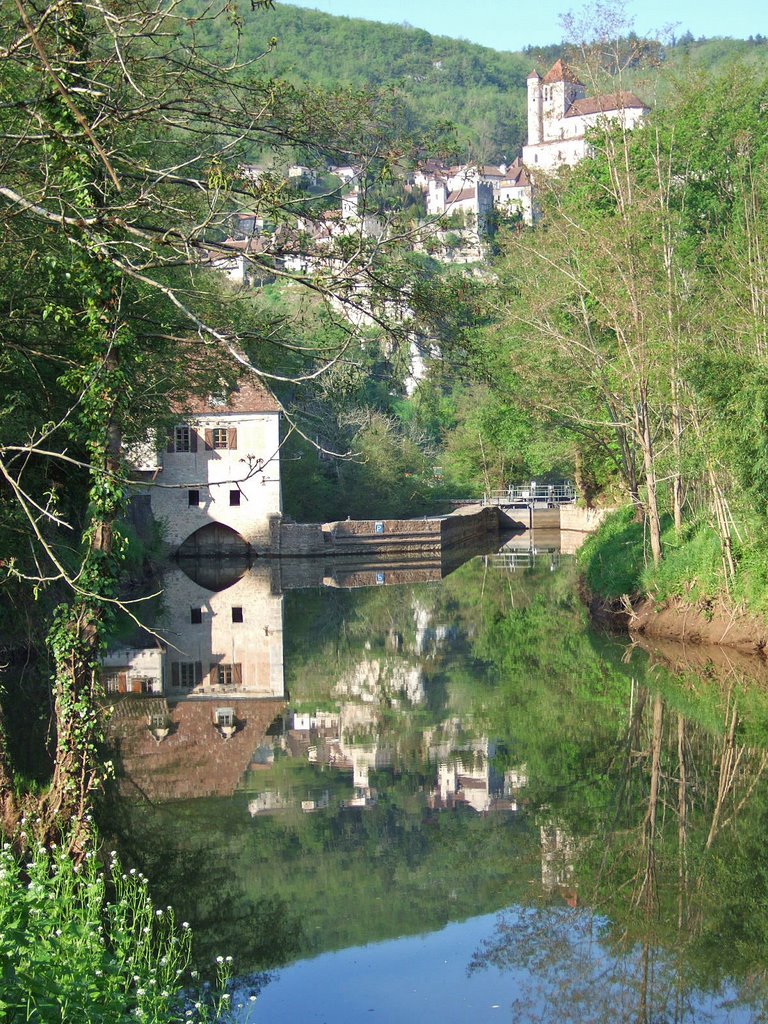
(104, 560), (285, 801)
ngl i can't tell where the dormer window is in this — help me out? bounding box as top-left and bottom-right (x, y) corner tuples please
(214, 706), (237, 739)
(216, 707), (234, 728)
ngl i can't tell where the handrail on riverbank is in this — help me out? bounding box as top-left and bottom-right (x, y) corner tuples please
(482, 482), (576, 508)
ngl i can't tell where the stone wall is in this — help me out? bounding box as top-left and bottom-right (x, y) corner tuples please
(560, 506), (612, 533)
(278, 507), (501, 559)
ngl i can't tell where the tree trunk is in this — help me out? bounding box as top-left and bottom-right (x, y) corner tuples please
(638, 386), (662, 568)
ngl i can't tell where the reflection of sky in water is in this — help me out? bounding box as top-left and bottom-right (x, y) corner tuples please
(242, 908), (750, 1024)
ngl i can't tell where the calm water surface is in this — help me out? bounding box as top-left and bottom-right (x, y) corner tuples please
(104, 534), (768, 1023)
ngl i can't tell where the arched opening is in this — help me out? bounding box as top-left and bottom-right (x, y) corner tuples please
(177, 522), (249, 560)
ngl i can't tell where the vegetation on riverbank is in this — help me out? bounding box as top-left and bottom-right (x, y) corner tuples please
(578, 504), (768, 624)
(0, 836), (232, 1023)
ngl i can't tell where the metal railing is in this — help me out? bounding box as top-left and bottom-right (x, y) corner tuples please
(488, 547), (561, 572)
(483, 482), (576, 508)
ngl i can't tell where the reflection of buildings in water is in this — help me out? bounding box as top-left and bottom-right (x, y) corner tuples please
(110, 695), (284, 801)
(426, 734), (522, 814)
(264, 710), (527, 816)
(102, 562), (284, 700)
(162, 563), (283, 698)
(103, 562), (285, 801)
(540, 824), (578, 906)
(103, 551), (528, 806)
(102, 645), (164, 696)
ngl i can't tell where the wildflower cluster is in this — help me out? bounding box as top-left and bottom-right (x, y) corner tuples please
(0, 839), (233, 1022)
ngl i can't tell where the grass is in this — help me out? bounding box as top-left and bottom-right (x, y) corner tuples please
(579, 504), (768, 622)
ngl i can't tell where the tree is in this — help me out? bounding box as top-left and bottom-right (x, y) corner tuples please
(0, 0), (439, 847)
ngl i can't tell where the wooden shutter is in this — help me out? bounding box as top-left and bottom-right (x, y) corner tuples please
(228, 428), (237, 451)
(190, 429), (198, 453)
(232, 663), (243, 687)
(210, 662), (218, 686)
(171, 662), (180, 687)
(204, 429), (213, 451)
(118, 671), (127, 693)
(194, 661), (203, 685)
(167, 428), (175, 453)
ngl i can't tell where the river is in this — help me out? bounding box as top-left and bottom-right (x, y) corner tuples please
(101, 533), (768, 1023)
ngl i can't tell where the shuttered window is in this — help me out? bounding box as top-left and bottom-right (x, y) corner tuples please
(213, 663), (242, 687)
(204, 427), (238, 451)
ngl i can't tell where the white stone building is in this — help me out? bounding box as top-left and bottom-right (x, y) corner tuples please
(523, 58), (648, 175)
(495, 156), (533, 223)
(139, 375), (282, 552)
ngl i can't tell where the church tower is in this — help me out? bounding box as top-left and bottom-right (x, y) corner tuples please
(541, 59), (585, 141)
(527, 69), (543, 146)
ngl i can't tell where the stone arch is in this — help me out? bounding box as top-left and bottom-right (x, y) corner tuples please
(177, 522), (249, 559)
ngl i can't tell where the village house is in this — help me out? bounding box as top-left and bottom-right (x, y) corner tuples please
(288, 164), (318, 185)
(494, 156), (533, 223)
(522, 58), (648, 174)
(132, 372), (282, 554)
(426, 179), (494, 232)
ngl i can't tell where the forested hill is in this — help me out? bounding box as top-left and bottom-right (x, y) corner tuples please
(187, 2), (531, 160)
(185, 2), (768, 163)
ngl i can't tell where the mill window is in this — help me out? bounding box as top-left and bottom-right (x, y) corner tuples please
(174, 426), (191, 452)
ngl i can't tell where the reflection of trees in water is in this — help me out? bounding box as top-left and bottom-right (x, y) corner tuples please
(101, 797), (306, 974)
(469, 906), (698, 1024)
(471, 678), (768, 1022)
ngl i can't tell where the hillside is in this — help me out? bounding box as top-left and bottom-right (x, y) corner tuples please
(183, 3), (768, 163)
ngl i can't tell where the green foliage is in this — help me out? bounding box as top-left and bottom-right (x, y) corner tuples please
(577, 506), (647, 598)
(0, 837), (231, 1023)
(639, 524), (724, 604)
(178, 1), (531, 162)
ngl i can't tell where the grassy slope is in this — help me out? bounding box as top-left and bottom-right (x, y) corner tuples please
(578, 505), (768, 620)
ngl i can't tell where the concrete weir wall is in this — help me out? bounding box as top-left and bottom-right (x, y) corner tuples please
(278, 505), (503, 558)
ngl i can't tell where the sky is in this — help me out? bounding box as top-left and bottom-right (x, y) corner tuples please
(282, 0), (767, 51)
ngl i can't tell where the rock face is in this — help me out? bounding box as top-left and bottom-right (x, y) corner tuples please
(629, 597), (768, 655)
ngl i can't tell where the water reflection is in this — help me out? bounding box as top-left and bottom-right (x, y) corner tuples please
(99, 537), (768, 1022)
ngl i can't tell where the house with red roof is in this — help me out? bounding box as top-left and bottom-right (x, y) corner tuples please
(522, 58), (648, 174)
(141, 371), (282, 552)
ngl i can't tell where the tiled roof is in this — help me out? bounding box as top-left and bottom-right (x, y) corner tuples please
(542, 59), (583, 85)
(527, 68), (541, 80)
(182, 372), (281, 416)
(565, 91), (647, 117)
(110, 696), (286, 802)
(447, 187), (476, 203)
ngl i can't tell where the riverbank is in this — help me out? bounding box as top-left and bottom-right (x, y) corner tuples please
(579, 506), (768, 656)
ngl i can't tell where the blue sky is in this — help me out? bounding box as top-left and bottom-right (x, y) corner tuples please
(282, 0), (767, 51)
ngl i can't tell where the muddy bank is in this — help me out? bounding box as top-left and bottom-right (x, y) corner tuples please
(633, 632), (768, 686)
(629, 596), (768, 656)
(583, 578), (768, 658)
